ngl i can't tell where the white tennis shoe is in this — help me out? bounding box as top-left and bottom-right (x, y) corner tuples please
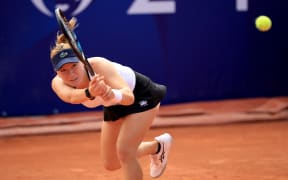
(150, 133), (173, 178)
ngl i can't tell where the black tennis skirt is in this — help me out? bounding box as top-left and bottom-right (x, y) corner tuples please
(103, 71), (167, 121)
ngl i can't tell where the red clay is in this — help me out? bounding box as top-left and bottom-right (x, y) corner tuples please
(0, 120), (288, 180)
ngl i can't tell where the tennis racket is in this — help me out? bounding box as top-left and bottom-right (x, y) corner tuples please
(54, 8), (95, 77)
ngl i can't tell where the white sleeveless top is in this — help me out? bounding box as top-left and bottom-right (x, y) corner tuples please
(82, 61), (136, 108)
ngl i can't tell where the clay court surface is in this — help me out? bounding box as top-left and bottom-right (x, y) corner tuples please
(0, 97), (288, 180)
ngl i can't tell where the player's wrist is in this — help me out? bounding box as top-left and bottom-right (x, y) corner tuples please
(102, 89), (123, 107)
(111, 89), (123, 104)
(85, 88), (95, 100)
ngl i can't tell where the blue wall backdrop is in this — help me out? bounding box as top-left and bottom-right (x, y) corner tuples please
(0, 0), (287, 116)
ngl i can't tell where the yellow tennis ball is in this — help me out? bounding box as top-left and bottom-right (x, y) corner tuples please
(255, 15), (272, 32)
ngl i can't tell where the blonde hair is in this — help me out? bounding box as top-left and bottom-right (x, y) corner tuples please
(50, 17), (78, 58)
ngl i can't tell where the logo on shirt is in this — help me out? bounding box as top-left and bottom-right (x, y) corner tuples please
(139, 100), (148, 107)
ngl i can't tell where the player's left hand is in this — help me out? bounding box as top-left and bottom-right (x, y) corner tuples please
(89, 74), (107, 97)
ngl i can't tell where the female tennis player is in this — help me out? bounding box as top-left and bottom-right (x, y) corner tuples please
(50, 18), (172, 180)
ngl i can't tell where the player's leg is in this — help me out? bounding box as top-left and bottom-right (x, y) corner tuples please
(116, 105), (160, 180)
(100, 119), (123, 171)
(136, 141), (159, 158)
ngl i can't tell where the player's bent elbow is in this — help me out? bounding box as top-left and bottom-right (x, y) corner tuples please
(66, 96), (82, 105)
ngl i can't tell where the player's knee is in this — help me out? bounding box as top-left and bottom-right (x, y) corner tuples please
(102, 161), (121, 171)
(117, 145), (136, 163)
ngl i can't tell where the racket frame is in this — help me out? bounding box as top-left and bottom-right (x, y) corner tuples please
(54, 8), (95, 76)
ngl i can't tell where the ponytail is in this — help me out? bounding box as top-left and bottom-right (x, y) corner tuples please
(50, 17), (78, 58)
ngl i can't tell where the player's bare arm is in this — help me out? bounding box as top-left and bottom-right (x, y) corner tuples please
(89, 57), (135, 106)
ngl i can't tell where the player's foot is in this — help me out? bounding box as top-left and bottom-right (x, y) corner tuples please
(150, 133), (173, 178)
